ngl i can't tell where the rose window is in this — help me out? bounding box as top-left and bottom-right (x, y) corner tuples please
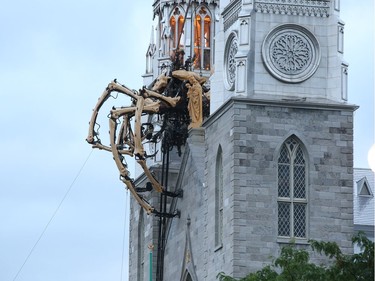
(272, 34), (310, 74)
(224, 35), (238, 90)
(262, 24), (320, 83)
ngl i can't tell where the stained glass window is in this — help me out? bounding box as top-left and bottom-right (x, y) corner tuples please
(193, 7), (211, 70)
(170, 8), (185, 49)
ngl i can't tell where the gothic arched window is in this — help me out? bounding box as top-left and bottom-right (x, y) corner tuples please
(170, 7), (185, 50)
(137, 209), (145, 281)
(277, 136), (308, 239)
(185, 272), (193, 281)
(193, 6), (211, 71)
(215, 145), (223, 248)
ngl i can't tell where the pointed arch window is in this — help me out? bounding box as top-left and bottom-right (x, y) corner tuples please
(183, 271), (193, 281)
(215, 145), (223, 248)
(170, 7), (185, 50)
(277, 137), (307, 239)
(193, 7), (211, 70)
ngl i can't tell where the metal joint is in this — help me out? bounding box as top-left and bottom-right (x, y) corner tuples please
(153, 209), (180, 218)
(162, 189), (183, 198)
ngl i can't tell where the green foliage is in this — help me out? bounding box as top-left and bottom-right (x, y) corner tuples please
(217, 232), (374, 281)
(309, 231), (374, 281)
(217, 266), (278, 281)
(217, 272), (238, 281)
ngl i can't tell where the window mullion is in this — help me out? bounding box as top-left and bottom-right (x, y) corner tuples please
(290, 200), (294, 237)
(290, 155), (294, 237)
(200, 16), (204, 69)
(177, 16), (180, 48)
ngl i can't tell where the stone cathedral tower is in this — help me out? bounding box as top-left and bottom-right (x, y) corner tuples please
(129, 0), (355, 280)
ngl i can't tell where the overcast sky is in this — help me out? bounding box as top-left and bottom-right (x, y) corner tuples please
(0, 1), (373, 281)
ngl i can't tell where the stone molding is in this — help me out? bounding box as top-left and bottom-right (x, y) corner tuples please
(341, 62), (348, 101)
(222, 0), (242, 31)
(255, 0), (330, 17)
(153, 0), (219, 18)
(204, 97), (358, 129)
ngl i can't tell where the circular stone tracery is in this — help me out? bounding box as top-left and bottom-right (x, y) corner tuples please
(262, 24), (320, 83)
(272, 34), (310, 73)
(224, 34), (238, 90)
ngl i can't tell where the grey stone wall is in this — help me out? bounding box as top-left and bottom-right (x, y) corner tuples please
(129, 97), (355, 280)
(163, 128), (210, 279)
(203, 98), (355, 279)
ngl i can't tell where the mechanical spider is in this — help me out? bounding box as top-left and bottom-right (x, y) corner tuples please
(86, 51), (210, 215)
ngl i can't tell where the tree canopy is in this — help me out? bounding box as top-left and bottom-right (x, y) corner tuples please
(217, 232), (374, 281)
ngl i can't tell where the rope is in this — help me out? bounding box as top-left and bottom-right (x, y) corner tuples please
(12, 149), (94, 281)
(120, 190), (129, 281)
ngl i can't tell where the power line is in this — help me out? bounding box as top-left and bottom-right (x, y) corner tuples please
(12, 149), (94, 281)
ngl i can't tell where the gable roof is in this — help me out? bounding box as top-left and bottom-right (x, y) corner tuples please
(353, 168), (375, 226)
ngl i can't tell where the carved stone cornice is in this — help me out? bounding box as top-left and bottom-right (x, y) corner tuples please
(153, 0), (218, 18)
(255, 0), (330, 17)
(204, 97), (358, 130)
(192, 0), (219, 4)
(222, 0), (242, 31)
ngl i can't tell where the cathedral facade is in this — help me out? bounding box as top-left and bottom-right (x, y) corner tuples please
(129, 0), (355, 280)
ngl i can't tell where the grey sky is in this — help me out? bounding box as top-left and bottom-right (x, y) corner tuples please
(0, 1), (373, 281)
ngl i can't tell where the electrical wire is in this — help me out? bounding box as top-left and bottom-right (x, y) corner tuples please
(120, 189), (129, 281)
(12, 149), (94, 281)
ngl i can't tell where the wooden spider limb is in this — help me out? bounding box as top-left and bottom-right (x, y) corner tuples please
(143, 88), (180, 107)
(116, 114), (135, 156)
(121, 176), (154, 214)
(150, 72), (171, 92)
(136, 159), (163, 193)
(109, 117), (130, 178)
(109, 99), (166, 194)
(88, 78), (184, 214)
(87, 77), (179, 151)
(110, 100), (161, 157)
(86, 80), (140, 149)
(107, 80), (140, 101)
(86, 85), (113, 147)
(109, 107), (164, 213)
(133, 95), (145, 158)
(118, 112), (154, 153)
(172, 69), (207, 85)
(109, 115), (155, 214)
